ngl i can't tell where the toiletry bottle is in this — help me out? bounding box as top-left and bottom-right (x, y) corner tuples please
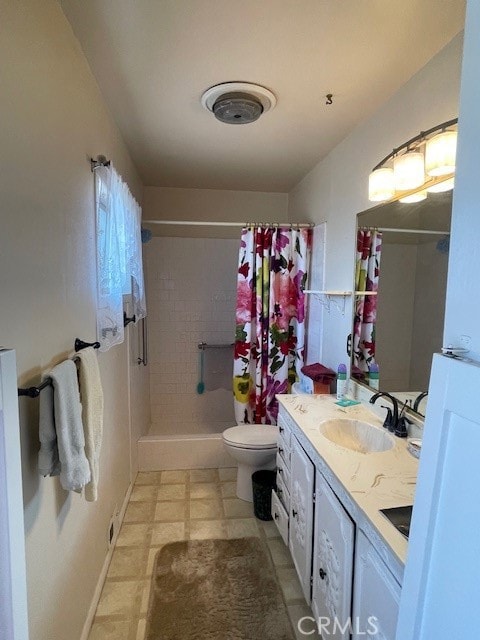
(369, 363), (380, 390)
(336, 364), (347, 400)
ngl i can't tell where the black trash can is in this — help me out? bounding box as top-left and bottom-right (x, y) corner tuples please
(251, 470), (277, 521)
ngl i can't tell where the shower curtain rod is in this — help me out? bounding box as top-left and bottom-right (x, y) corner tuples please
(143, 219), (314, 228)
(363, 226), (450, 235)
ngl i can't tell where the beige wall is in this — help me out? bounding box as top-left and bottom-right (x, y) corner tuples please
(288, 34), (463, 373)
(143, 186), (289, 239)
(0, 2), (149, 639)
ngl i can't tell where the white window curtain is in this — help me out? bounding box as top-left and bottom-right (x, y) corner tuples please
(95, 165), (146, 351)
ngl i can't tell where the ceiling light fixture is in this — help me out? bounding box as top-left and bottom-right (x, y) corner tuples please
(201, 82), (277, 125)
(368, 118), (458, 203)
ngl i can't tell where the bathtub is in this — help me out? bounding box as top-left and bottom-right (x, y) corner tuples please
(137, 433), (235, 471)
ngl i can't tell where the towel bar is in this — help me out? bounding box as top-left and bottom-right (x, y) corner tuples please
(18, 338), (100, 397)
(18, 378), (52, 398)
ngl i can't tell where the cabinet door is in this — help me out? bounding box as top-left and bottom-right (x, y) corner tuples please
(289, 438), (315, 603)
(352, 530), (400, 640)
(312, 471), (354, 640)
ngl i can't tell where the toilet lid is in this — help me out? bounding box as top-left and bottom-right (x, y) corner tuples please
(223, 425), (279, 449)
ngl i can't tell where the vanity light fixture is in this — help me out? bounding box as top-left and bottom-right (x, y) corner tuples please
(368, 118), (458, 203)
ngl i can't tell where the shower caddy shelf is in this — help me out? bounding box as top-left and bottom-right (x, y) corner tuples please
(302, 290), (377, 315)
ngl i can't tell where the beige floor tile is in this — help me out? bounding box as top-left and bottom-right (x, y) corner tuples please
(189, 468), (219, 483)
(160, 469), (188, 484)
(146, 547), (163, 576)
(95, 580), (141, 617)
(267, 537), (294, 567)
(135, 472), (162, 486)
(124, 502), (155, 524)
(189, 482), (221, 499)
(136, 619), (146, 640)
(189, 499), (224, 520)
(219, 467), (237, 482)
(151, 521), (186, 545)
(259, 519), (282, 538)
(116, 523), (151, 548)
(223, 497), (255, 519)
(276, 566), (305, 603)
(140, 579), (152, 615)
(88, 619), (131, 640)
(288, 603), (321, 640)
(154, 501), (186, 522)
(220, 481), (237, 498)
(226, 518), (260, 539)
(130, 485), (157, 502)
(107, 547), (148, 579)
(189, 519), (228, 540)
(156, 484), (187, 501)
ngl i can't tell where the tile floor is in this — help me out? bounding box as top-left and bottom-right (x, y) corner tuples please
(88, 468), (319, 640)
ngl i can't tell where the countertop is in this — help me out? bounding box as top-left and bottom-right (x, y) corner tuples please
(277, 394), (419, 583)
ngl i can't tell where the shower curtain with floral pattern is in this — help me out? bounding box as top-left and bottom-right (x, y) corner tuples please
(353, 228), (382, 372)
(233, 226), (311, 425)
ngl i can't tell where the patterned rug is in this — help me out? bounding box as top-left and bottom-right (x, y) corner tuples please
(145, 537), (294, 640)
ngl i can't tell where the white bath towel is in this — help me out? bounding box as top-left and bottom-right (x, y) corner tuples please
(38, 376), (60, 477)
(38, 360), (90, 492)
(75, 347), (104, 502)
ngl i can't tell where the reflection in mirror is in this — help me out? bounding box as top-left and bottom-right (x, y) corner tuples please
(352, 184), (452, 417)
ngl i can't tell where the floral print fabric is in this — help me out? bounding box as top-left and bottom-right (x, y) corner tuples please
(234, 226), (312, 424)
(353, 228), (382, 372)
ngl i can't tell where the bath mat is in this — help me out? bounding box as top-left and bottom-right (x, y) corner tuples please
(145, 537), (294, 640)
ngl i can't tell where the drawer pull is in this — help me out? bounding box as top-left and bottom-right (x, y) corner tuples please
(274, 512), (279, 520)
(278, 447), (284, 454)
(279, 426), (284, 433)
(277, 487), (283, 495)
(292, 509), (298, 518)
(319, 568), (327, 580)
(278, 468), (283, 475)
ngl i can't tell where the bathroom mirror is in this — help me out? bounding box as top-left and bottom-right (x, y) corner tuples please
(351, 182), (452, 417)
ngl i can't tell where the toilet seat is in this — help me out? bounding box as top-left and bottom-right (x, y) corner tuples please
(222, 425), (278, 450)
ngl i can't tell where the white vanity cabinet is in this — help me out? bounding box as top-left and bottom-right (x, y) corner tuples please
(352, 531), (401, 640)
(271, 415), (292, 546)
(311, 471), (354, 640)
(289, 437), (315, 603)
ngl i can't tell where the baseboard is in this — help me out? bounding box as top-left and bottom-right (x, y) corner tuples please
(79, 482), (134, 640)
(137, 433), (234, 471)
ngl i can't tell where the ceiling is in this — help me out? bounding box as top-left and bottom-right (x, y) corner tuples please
(60, 0), (465, 193)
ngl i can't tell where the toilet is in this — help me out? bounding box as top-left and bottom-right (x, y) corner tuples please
(222, 424), (279, 502)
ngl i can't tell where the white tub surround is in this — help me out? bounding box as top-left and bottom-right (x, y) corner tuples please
(277, 394), (418, 582)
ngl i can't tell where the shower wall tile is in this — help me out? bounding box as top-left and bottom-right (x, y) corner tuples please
(145, 237), (239, 436)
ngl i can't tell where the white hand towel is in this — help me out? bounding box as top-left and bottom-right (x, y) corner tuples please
(38, 377), (60, 477)
(49, 360), (90, 492)
(75, 347), (104, 502)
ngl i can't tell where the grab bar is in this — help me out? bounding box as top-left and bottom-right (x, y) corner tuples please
(197, 342), (234, 350)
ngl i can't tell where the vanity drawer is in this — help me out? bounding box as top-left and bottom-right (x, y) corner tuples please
(271, 490), (289, 546)
(278, 408), (296, 440)
(278, 414), (292, 447)
(276, 452), (291, 489)
(276, 472), (291, 513)
(277, 430), (291, 468)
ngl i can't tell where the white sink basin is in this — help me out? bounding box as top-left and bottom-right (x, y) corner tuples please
(319, 419), (394, 453)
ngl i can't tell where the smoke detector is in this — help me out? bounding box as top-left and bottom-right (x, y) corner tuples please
(201, 82), (277, 125)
